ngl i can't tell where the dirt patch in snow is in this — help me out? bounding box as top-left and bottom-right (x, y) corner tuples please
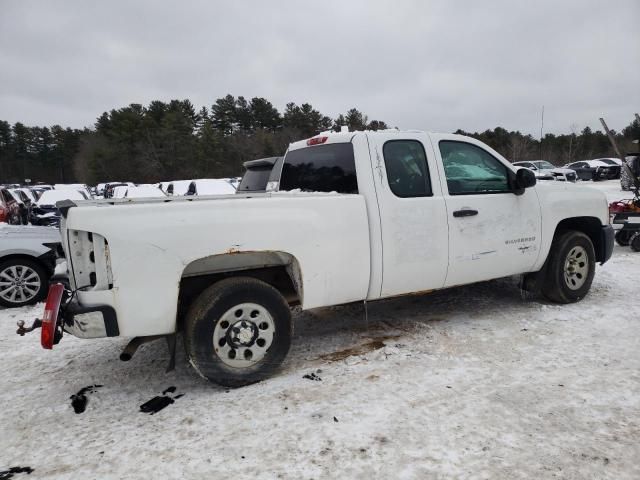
(318, 335), (401, 362)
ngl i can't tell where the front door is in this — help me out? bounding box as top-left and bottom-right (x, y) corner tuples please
(432, 137), (542, 287)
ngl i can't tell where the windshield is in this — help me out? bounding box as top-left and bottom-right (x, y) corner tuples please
(532, 161), (555, 169)
(599, 159), (617, 165)
(280, 143), (357, 193)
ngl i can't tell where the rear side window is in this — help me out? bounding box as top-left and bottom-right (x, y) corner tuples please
(280, 143), (357, 193)
(383, 140), (432, 197)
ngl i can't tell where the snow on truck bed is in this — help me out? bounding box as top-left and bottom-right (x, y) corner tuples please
(1, 181), (638, 479)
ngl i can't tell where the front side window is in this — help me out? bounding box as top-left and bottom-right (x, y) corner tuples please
(280, 143), (357, 193)
(383, 140), (432, 197)
(439, 141), (510, 195)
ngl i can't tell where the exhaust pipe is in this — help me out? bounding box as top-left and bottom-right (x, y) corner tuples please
(120, 335), (165, 361)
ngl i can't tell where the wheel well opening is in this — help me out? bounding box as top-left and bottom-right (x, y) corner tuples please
(555, 216), (605, 262)
(176, 252), (302, 330)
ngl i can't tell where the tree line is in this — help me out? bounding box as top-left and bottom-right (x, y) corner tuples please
(0, 95), (638, 184)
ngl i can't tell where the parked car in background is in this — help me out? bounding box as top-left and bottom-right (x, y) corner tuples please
(121, 186), (167, 198)
(186, 179), (237, 196)
(237, 157), (283, 193)
(596, 157), (623, 167)
(54, 183), (93, 198)
(17, 188), (38, 204)
(31, 189), (88, 226)
(109, 185), (166, 199)
(104, 182), (134, 198)
(0, 188), (21, 224)
(8, 189), (32, 224)
(564, 160), (620, 181)
(0, 225), (61, 307)
(594, 158), (622, 178)
(166, 180), (192, 196)
(512, 160), (577, 182)
(111, 186), (129, 199)
(30, 187), (51, 201)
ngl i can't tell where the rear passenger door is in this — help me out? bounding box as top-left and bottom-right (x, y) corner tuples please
(367, 133), (449, 298)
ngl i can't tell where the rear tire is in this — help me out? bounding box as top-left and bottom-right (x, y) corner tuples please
(630, 233), (640, 252)
(615, 230), (632, 246)
(184, 277), (292, 387)
(541, 230), (596, 304)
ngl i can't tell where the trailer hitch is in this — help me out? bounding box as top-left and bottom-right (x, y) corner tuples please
(16, 319), (42, 336)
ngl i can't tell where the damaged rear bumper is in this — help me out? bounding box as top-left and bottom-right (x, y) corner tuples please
(62, 300), (119, 339)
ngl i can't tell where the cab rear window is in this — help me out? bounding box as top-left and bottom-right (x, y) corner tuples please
(237, 167), (273, 192)
(279, 143), (357, 193)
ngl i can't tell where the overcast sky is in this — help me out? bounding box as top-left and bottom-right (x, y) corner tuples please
(1, 0), (639, 136)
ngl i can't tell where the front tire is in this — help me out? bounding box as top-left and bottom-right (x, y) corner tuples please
(541, 230), (596, 304)
(0, 258), (49, 308)
(184, 277), (292, 387)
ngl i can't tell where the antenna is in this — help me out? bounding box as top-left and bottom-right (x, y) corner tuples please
(539, 105), (544, 159)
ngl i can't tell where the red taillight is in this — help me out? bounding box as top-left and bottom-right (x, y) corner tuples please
(306, 136), (328, 146)
(0, 205), (6, 222)
(41, 283), (65, 349)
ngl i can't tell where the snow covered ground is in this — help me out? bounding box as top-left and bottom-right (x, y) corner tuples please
(1, 181), (638, 479)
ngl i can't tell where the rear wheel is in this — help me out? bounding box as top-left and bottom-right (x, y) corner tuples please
(630, 233), (640, 252)
(615, 230), (632, 246)
(541, 230), (595, 304)
(0, 258), (49, 308)
(184, 277), (292, 387)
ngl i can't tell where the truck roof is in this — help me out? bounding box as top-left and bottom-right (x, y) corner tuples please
(288, 129), (436, 151)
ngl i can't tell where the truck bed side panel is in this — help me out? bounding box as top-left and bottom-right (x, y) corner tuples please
(65, 194), (371, 337)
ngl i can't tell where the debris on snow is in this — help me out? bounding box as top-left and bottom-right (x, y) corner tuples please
(139, 387), (184, 415)
(139, 396), (174, 414)
(69, 385), (102, 414)
(0, 466), (34, 479)
(303, 372), (322, 381)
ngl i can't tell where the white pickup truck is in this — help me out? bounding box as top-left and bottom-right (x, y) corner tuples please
(28, 130), (614, 386)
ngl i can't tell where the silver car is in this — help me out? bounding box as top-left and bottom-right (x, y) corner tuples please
(0, 225), (61, 308)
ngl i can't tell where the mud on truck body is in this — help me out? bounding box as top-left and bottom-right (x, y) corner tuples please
(22, 130), (614, 386)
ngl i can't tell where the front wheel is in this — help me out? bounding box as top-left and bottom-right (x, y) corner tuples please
(541, 230), (596, 304)
(184, 277), (292, 387)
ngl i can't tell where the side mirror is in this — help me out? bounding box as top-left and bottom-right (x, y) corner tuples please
(514, 168), (536, 194)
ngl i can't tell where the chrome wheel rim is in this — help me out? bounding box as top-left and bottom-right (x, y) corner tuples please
(0, 265), (41, 304)
(563, 246), (589, 290)
(213, 303), (275, 368)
